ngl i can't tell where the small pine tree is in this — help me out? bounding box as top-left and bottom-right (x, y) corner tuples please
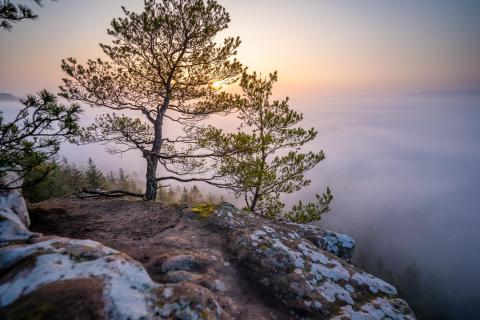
(200, 71), (332, 221)
(0, 91), (80, 190)
(189, 185), (202, 203)
(106, 171), (116, 188)
(167, 186), (177, 203)
(23, 158), (83, 202)
(117, 168), (130, 190)
(85, 158), (105, 189)
(206, 193), (216, 204)
(157, 187), (169, 203)
(67, 163), (84, 189)
(284, 188), (333, 223)
(181, 187), (189, 203)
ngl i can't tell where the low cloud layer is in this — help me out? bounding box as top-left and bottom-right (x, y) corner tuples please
(294, 95), (480, 318)
(2, 94), (479, 317)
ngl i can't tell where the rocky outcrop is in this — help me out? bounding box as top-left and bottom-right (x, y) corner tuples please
(0, 177), (226, 319)
(0, 173), (34, 246)
(0, 175), (416, 319)
(206, 204), (415, 319)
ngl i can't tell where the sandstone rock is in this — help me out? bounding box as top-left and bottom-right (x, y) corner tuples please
(209, 203), (355, 262)
(164, 270), (202, 283)
(0, 207), (37, 245)
(0, 174), (416, 319)
(162, 254), (206, 273)
(0, 173), (36, 246)
(204, 203), (416, 319)
(155, 283), (228, 319)
(0, 172), (30, 227)
(0, 175), (226, 320)
(290, 224), (356, 262)
(0, 233), (228, 320)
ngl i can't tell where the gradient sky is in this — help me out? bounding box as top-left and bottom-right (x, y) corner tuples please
(0, 0), (479, 96)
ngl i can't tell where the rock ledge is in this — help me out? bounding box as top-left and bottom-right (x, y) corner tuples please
(0, 178), (416, 319)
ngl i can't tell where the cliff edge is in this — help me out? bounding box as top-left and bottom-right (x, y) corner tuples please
(0, 178), (416, 319)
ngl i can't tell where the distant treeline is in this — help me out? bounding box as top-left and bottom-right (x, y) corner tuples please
(157, 185), (225, 206)
(23, 157), (225, 205)
(23, 158), (141, 203)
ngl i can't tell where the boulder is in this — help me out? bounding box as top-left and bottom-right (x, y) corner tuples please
(0, 177), (38, 246)
(0, 172), (30, 227)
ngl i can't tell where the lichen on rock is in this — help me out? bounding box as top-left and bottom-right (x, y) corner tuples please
(0, 174), (227, 320)
(205, 203), (416, 319)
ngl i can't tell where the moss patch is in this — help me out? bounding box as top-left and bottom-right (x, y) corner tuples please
(191, 203), (216, 219)
(260, 244), (270, 251)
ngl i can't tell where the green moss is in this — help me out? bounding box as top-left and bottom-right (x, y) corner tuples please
(191, 203), (216, 219)
(260, 244), (270, 251)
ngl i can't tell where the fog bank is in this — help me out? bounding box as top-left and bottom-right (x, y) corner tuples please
(296, 94), (480, 319)
(2, 93), (479, 318)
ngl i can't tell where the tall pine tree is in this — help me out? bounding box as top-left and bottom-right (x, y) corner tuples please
(60, 0), (242, 200)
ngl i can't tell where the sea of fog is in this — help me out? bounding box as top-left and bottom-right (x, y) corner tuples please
(2, 94), (479, 318)
(297, 94), (480, 318)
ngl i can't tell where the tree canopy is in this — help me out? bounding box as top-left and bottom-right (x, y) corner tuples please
(0, 0), (56, 31)
(0, 90), (81, 190)
(60, 0), (242, 200)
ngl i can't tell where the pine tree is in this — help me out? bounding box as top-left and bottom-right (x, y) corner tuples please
(117, 168), (131, 190)
(60, 0), (242, 200)
(190, 185), (201, 203)
(84, 158), (105, 189)
(107, 171), (116, 188)
(0, 0), (56, 31)
(23, 158), (83, 202)
(200, 71), (332, 220)
(181, 187), (189, 203)
(284, 188), (333, 223)
(70, 165), (84, 189)
(61, 158), (84, 191)
(157, 187), (169, 203)
(0, 90), (80, 190)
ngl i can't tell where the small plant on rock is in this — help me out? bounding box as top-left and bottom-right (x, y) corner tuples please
(285, 187), (333, 223)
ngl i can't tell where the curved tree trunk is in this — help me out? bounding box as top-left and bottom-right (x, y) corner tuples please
(144, 99), (169, 201)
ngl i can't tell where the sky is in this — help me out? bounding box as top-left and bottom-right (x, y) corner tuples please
(1, 2), (480, 317)
(0, 0), (479, 97)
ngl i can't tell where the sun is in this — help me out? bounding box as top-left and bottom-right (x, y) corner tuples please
(212, 80), (223, 90)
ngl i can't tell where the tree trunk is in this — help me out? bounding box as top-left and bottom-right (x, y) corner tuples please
(250, 194), (259, 212)
(144, 97), (170, 201)
(250, 105), (266, 212)
(145, 155), (158, 200)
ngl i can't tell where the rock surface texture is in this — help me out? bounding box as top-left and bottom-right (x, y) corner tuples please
(0, 180), (416, 319)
